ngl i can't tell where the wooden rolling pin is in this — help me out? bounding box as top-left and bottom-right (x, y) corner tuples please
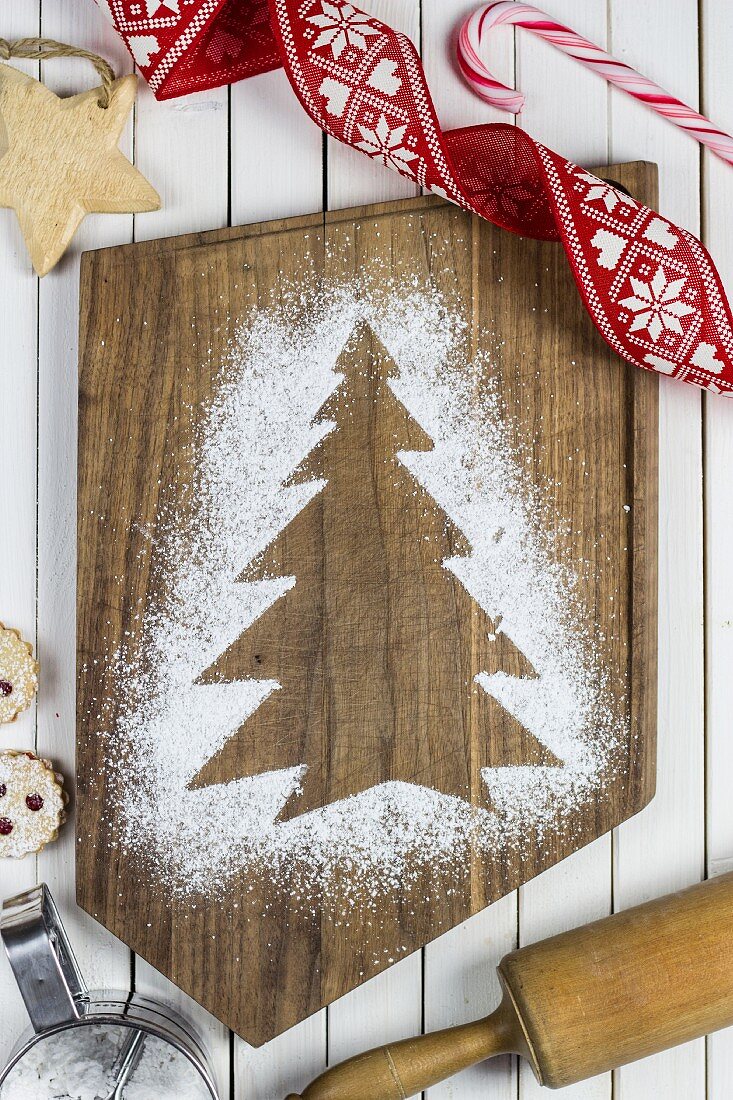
(286, 873), (733, 1098)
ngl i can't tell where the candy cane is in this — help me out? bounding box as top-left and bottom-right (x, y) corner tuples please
(457, 0), (733, 167)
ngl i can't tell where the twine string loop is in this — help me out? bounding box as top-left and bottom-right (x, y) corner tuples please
(0, 37), (116, 107)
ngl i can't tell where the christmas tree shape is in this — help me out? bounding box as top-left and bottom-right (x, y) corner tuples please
(193, 323), (550, 818)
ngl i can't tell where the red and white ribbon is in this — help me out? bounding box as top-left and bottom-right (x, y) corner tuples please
(457, 1), (733, 167)
(96, 0), (733, 395)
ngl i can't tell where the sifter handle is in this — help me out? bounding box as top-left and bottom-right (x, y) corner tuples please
(1, 883), (88, 1032)
(284, 997), (527, 1100)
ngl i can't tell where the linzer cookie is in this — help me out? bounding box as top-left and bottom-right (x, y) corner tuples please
(0, 751), (67, 858)
(0, 624), (38, 723)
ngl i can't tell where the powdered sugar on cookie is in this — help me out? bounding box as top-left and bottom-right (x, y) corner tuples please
(0, 751), (67, 858)
(0, 624), (38, 724)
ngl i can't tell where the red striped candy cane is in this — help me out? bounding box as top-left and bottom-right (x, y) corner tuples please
(457, 0), (733, 167)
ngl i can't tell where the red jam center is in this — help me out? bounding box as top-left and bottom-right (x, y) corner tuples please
(0, 681), (12, 697)
(0, 818), (13, 836)
(25, 793), (44, 812)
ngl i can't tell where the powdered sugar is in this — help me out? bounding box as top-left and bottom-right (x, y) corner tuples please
(0, 752), (66, 859)
(0, 625), (38, 724)
(0, 1026), (210, 1100)
(96, 273), (628, 905)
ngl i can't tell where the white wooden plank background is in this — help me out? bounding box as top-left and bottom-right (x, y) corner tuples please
(0, 1), (731, 1096)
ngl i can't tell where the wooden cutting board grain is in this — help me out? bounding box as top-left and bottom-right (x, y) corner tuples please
(77, 162), (658, 1045)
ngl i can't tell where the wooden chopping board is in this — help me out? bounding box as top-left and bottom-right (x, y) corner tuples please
(77, 162), (658, 1046)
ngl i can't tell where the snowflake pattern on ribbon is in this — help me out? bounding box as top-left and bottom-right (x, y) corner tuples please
(308, 2), (380, 59)
(95, 0), (280, 97)
(355, 116), (417, 173)
(97, 0), (733, 394)
(621, 267), (697, 344)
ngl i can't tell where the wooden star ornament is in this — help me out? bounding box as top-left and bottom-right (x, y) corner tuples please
(0, 64), (159, 275)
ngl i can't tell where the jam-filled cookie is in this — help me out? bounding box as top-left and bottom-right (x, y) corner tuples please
(0, 751), (67, 858)
(0, 624), (38, 724)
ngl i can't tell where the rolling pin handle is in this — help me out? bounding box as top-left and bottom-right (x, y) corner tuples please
(282, 994), (524, 1100)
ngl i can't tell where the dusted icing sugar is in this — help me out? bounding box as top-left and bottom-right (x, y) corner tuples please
(88, 272), (628, 907)
(0, 1026), (210, 1100)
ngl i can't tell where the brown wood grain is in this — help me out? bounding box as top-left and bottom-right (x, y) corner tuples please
(77, 162), (658, 1045)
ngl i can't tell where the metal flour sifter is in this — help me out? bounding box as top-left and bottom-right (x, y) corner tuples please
(0, 885), (220, 1100)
